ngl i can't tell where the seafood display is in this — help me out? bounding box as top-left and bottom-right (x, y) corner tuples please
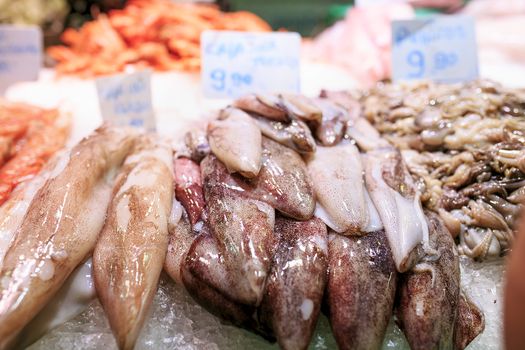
(163, 91), (485, 350)
(3, 82), (517, 349)
(362, 80), (524, 260)
(0, 100), (70, 206)
(47, 0), (271, 77)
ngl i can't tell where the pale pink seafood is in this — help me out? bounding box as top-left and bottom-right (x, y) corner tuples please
(15, 259), (95, 348)
(164, 212), (195, 286)
(454, 292), (485, 350)
(181, 232), (261, 331)
(279, 93), (322, 127)
(0, 152), (67, 270)
(93, 136), (173, 350)
(0, 126), (136, 348)
(201, 155), (276, 305)
(364, 148), (429, 272)
(396, 211), (461, 350)
(260, 217), (327, 350)
(233, 94), (288, 122)
(253, 117), (316, 154)
(312, 98), (347, 147)
(308, 143), (375, 234)
(208, 107), (262, 178)
(327, 229), (396, 350)
(216, 137), (315, 220)
(173, 157), (205, 225)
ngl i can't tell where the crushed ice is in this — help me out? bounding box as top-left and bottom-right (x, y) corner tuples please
(28, 257), (505, 350)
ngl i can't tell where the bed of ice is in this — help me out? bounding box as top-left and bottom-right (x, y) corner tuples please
(27, 257), (505, 350)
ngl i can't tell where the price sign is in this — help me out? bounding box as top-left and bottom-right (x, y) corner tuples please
(0, 26), (42, 92)
(201, 31), (301, 98)
(392, 16), (478, 83)
(95, 70), (156, 131)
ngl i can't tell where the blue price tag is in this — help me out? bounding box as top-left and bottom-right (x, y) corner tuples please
(201, 31), (301, 98)
(95, 70), (156, 131)
(0, 25), (42, 92)
(392, 16), (478, 83)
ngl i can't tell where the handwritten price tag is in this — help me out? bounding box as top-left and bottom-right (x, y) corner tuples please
(392, 16), (478, 83)
(0, 25), (42, 92)
(201, 31), (301, 98)
(95, 70), (156, 131)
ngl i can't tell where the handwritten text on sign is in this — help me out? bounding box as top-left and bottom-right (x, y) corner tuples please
(95, 70), (156, 131)
(392, 16), (478, 83)
(0, 26), (42, 92)
(201, 31), (301, 98)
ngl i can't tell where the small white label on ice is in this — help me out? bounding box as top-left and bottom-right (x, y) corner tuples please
(201, 31), (301, 98)
(0, 25), (42, 92)
(95, 70), (156, 131)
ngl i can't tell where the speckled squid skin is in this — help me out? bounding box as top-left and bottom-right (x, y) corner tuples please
(260, 217), (328, 350)
(173, 157), (205, 226)
(228, 137), (315, 220)
(326, 230), (397, 350)
(164, 213), (196, 286)
(454, 292), (484, 350)
(201, 155), (277, 306)
(0, 126), (137, 349)
(396, 211), (460, 350)
(93, 136), (174, 350)
(181, 233), (261, 333)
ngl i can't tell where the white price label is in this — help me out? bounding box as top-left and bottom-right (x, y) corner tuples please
(201, 31), (301, 98)
(95, 70), (156, 131)
(0, 25), (42, 92)
(392, 16), (479, 83)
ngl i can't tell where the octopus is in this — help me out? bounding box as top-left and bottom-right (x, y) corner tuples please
(0, 90), (488, 350)
(362, 80), (525, 261)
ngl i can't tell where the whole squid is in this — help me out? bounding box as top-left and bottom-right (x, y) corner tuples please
(219, 137), (315, 220)
(181, 232), (260, 331)
(201, 155), (276, 305)
(326, 229), (396, 350)
(0, 126), (136, 349)
(93, 136), (173, 350)
(208, 107), (262, 178)
(260, 217), (327, 350)
(308, 143), (371, 234)
(396, 211), (460, 350)
(364, 148), (429, 272)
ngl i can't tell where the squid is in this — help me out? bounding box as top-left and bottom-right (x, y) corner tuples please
(233, 94), (288, 122)
(260, 217), (327, 350)
(308, 143), (372, 234)
(93, 136), (173, 350)
(207, 107), (262, 178)
(201, 155), (276, 305)
(253, 117), (316, 154)
(364, 148), (429, 272)
(327, 230), (396, 350)
(454, 292), (485, 350)
(0, 152), (68, 269)
(217, 137), (315, 220)
(173, 157), (205, 226)
(0, 125), (136, 349)
(396, 211), (460, 350)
